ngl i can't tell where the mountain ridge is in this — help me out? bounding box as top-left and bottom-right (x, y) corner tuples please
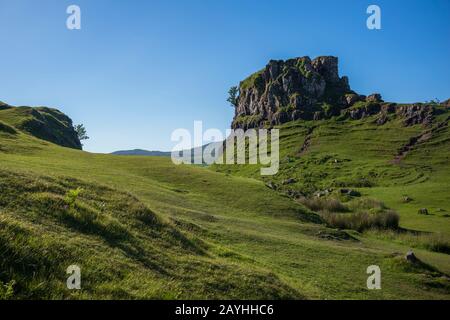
(111, 149), (171, 156)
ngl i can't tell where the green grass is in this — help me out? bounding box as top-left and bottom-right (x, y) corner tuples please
(214, 109), (450, 235)
(240, 69), (265, 91)
(0, 105), (449, 299)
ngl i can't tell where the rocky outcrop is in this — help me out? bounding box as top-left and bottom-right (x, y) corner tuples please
(231, 56), (448, 129)
(0, 102), (82, 149)
(396, 104), (434, 127)
(232, 56), (354, 129)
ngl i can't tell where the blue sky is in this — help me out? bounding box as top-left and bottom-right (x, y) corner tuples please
(0, 0), (449, 153)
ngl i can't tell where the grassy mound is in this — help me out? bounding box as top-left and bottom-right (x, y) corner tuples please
(0, 105), (81, 149)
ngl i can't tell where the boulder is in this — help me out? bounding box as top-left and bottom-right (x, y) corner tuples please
(266, 182), (277, 190)
(344, 93), (362, 106)
(405, 250), (418, 263)
(402, 196), (412, 203)
(366, 93), (383, 103)
(418, 208), (429, 215)
(282, 178), (297, 185)
(340, 189), (360, 197)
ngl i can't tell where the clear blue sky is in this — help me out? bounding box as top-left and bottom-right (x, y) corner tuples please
(0, 0), (449, 153)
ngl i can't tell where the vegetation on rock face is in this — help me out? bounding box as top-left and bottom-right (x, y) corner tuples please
(240, 69), (264, 91)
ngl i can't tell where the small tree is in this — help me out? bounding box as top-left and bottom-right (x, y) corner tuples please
(74, 124), (89, 143)
(227, 86), (239, 107)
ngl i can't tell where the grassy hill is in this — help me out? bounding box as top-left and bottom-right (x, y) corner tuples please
(0, 103), (449, 299)
(0, 102), (81, 149)
(213, 103), (450, 234)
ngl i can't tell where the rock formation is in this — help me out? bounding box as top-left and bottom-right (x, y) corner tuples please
(231, 56), (448, 129)
(0, 102), (82, 149)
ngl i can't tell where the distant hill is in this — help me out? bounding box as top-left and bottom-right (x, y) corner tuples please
(111, 142), (223, 164)
(111, 149), (171, 156)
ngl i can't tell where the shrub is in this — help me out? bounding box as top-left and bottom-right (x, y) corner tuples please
(64, 187), (83, 209)
(0, 280), (15, 300)
(367, 230), (450, 254)
(321, 210), (399, 232)
(349, 198), (386, 211)
(422, 235), (450, 254)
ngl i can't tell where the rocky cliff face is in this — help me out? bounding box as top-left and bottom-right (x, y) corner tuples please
(231, 56), (447, 129)
(232, 56), (353, 129)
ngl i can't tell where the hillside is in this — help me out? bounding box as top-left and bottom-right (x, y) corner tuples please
(0, 102), (81, 149)
(0, 97), (449, 299)
(219, 57), (449, 227)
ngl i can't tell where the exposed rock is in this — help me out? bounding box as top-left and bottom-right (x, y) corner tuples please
(366, 93), (383, 103)
(345, 102), (381, 120)
(402, 196), (412, 203)
(376, 114), (388, 125)
(232, 56), (353, 129)
(286, 189), (303, 198)
(405, 250), (418, 263)
(231, 56), (441, 129)
(314, 188), (333, 197)
(344, 93), (363, 106)
(282, 178), (297, 185)
(266, 181), (277, 190)
(314, 190), (327, 198)
(396, 104), (434, 127)
(339, 188), (360, 197)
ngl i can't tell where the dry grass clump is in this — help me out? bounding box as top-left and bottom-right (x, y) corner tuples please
(298, 196), (399, 232)
(320, 210), (399, 232)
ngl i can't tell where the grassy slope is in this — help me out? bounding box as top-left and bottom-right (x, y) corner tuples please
(0, 110), (449, 299)
(213, 106), (450, 292)
(214, 106), (450, 233)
